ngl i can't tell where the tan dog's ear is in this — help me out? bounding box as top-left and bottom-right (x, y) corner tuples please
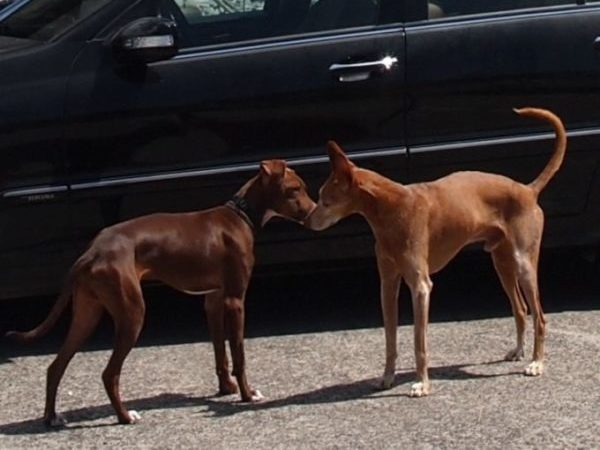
(327, 141), (354, 187)
(260, 160), (286, 184)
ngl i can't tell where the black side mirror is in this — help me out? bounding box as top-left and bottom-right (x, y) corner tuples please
(112, 17), (178, 65)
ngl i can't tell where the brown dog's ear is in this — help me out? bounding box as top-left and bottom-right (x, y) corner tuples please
(327, 141), (354, 187)
(260, 160), (286, 184)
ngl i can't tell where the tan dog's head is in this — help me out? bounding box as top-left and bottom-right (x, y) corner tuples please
(258, 159), (316, 224)
(304, 141), (358, 231)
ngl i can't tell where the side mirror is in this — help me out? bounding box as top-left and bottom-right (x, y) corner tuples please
(112, 17), (178, 65)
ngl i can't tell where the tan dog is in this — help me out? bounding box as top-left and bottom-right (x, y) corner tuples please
(6, 160), (316, 426)
(305, 108), (566, 397)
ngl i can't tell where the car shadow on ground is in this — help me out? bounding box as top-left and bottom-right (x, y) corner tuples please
(0, 359), (518, 434)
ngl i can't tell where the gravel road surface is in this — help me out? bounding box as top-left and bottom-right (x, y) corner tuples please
(1, 310), (598, 449)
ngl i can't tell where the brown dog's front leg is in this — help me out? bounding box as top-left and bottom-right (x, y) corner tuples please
(225, 297), (263, 402)
(205, 293), (238, 395)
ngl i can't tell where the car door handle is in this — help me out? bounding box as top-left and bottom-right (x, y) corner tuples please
(594, 36), (600, 51)
(329, 56), (398, 82)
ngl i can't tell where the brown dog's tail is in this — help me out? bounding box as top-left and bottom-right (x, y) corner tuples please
(514, 107), (567, 195)
(5, 275), (73, 344)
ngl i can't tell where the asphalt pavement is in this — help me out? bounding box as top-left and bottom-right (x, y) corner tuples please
(0, 249), (599, 449)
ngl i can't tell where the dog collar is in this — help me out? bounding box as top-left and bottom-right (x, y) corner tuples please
(225, 196), (261, 233)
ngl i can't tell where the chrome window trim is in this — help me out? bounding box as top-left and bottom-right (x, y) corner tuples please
(167, 27), (403, 63)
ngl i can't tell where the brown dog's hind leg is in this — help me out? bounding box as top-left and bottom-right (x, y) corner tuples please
(44, 290), (104, 427)
(101, 279), (145, 424)
(205, 292), (238, 396)
(491, 243), (527, 361)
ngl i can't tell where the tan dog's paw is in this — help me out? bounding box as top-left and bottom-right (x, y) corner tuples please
(524, 361), (544, 376)
(409, 382), (430, 397)
(504, 347), (525, 361)
(376, 372), (395, 390)
(44, 413), (67, 428)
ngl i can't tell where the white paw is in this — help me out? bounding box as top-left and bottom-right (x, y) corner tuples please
(128, 410), (142, 423)
(409, 382), (430, 397)
(251, 389), (264, 402)
(524, 361), (544, 377)
(504, 347), (525, 361)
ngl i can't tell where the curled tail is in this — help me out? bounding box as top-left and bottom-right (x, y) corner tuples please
(5, 275), (73, 344)
(513, 107), (567, 195)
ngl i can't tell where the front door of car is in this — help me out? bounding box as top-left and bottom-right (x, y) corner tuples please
(0, 44), (74, 299)
(403, 1), (600, 246)
(64, 0), (407, 263)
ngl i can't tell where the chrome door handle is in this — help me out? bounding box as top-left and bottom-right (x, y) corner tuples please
(329, 56), (398, 72)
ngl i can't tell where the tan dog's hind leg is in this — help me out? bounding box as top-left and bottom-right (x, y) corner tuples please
(44, 290), (104, 427)
(376, 257), (401, 390)
(491, 243), (527, 361)
(517, 250), (546, 376)
(406, 270), (432, 397)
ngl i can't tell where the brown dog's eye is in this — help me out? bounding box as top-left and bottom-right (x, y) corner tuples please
(286, 187), (300, 197)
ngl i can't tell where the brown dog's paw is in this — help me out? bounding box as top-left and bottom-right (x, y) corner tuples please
(118, 410), (141, 425)
(44, 413), (67, 428)
(250, 389), (264, 402)
(218, 380), (239, 396)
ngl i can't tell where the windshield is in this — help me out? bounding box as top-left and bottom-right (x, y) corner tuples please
(0, 0), (112, 41)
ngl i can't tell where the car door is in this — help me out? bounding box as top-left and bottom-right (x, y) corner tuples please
(403, 0), (600, 247)
(0, 23), (76, 298)
(64, 0), (408, 265)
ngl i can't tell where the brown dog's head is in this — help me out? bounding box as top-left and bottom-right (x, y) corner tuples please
(257, 159), (316, 225)
(303, 141), (358, 231)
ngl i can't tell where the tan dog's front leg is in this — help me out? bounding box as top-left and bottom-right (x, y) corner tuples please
(408, 274), (432, 397)
(377, 259), (401, 390)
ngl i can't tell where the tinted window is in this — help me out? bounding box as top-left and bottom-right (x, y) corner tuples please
(172, 0), (380, 48)
(0, 0), (112, 41)
(427, 0), (574, 20)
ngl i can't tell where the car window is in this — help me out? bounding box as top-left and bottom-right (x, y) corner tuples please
(171, 0), (380, 48)
(0, 0), (113, 41)
(427, 0), (574, 20)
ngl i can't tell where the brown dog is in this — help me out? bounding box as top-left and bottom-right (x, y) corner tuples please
(305, 108), (566, 397)
(6, 160), (316, 426)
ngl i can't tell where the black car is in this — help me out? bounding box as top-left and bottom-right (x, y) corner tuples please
(1, 0), (600, 299)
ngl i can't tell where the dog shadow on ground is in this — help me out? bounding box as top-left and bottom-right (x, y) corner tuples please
(0, 359), (519, 434)
(202, 359), (521, 417)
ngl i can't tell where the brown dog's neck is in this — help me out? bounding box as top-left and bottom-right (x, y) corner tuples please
(226, 176), (269, 232)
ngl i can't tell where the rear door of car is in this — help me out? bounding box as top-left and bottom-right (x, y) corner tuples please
(403, 0), (600, 247)
(65, 0), (408, 265)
